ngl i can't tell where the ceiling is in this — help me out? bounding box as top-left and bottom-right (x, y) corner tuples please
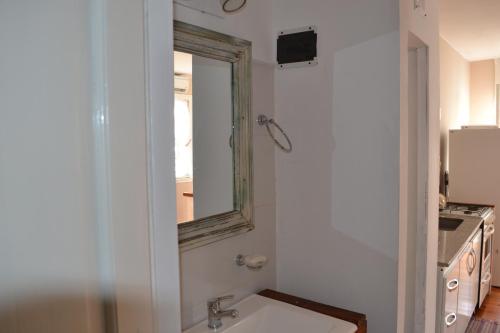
(440, 0), (500, 61)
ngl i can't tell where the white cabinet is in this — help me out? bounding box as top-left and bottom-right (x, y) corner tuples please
(444, 264), (460, 333)
(437, 229), (482, 333)
(437, 258), (460, 333)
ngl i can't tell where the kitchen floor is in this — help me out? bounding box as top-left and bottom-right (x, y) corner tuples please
(475, 287), (500, 322)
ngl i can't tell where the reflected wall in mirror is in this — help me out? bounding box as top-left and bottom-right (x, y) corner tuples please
(174, 21), (253, 250)
(174, 51), (234, 224)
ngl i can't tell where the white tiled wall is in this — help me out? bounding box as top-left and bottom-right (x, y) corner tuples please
(179, 62), (276, 329)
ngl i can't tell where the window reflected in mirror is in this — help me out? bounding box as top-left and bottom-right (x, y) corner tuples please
(174, 51), (235, 224)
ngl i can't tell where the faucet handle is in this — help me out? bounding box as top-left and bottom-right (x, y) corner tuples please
(209, 294), (234, 303)
(208, 294), (234, 309)
(216, 295), (234, 302)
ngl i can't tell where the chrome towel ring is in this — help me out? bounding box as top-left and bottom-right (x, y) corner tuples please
(257, 115), (293, 153)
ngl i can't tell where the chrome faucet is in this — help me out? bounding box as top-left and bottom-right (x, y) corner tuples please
(207, 295), (239, 329)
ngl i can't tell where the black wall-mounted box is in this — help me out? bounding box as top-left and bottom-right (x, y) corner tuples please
(277, 26), (317, 69)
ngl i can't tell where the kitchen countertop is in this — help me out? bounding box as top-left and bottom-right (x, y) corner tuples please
(438, 214), (483, 267)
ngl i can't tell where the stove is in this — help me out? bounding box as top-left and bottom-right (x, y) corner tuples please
(440, 203), (492, 218)
(440, 202), (495, 309)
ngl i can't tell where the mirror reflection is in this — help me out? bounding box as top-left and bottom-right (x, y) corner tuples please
(174, 51), (235, 224)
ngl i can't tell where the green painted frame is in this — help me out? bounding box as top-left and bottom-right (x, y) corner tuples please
(174, 21), (253, 251)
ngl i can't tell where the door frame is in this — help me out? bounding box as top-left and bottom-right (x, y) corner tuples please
(143, 0), (182, 332)
(399, 32), (433, 333)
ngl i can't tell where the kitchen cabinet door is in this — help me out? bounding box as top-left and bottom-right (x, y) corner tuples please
(444, 264), (460, 333)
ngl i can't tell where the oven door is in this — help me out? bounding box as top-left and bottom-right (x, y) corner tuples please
(479, 225), (495, 308)
(480, 263), (492, 307)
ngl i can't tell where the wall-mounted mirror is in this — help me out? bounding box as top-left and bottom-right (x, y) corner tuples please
(174, 21), (253, 250)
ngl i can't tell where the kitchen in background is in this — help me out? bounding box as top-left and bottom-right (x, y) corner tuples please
(438, 1), (500, 330)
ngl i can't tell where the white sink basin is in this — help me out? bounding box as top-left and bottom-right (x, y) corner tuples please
(183, 294), (358, 333)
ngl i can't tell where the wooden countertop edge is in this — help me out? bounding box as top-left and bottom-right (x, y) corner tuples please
(258, 289), (367, 333)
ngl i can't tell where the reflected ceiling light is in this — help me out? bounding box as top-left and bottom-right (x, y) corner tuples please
(220, 0), (247, 13)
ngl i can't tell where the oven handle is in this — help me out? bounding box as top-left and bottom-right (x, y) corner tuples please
(482, 272), (492, 284)
(445, 313), (457, 327)
(467, 248), (476, 275)
(447, 279), (459, 291)
(471, 248), (477, 273)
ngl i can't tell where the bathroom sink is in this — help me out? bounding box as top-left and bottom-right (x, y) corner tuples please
(439, 217), (464, 231)
(183, 294), (358, 333)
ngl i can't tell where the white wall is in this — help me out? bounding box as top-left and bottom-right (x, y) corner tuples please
(440, 38), (470, 172)
(271, 1), (400, 332)
(470, 59), (496, 125)
(179, 61), (276, 329)
(439, 41), (498, 176)
(173, 4), (277, 330)
(0, 1), (181, 332)
(0, 2), (102, 332)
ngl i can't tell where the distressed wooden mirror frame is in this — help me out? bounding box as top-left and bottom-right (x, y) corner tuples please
(174, 21), (253, 251)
